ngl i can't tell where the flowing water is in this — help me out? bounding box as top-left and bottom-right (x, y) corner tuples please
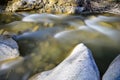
(0, 12), (120, 80)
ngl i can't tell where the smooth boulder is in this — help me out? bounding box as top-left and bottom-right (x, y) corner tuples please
(0, 35), (19, 61)
(103, 54), (120, 80)
(30, 43), (100, 80)
(0, 35), (24, 76)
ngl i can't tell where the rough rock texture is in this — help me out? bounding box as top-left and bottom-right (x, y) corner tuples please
(0, 0), (120, 15)
(5, 0), (91, 14)
(88, 1), (120, 15)
(0, 35), (19, 61)
(102, 54), (120, 80)
(104, 3), (120, 15)
(0, 0), (119, 14)
(29, 43), (100, 80)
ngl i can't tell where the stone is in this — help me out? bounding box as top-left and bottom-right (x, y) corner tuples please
(5, 0), (44, 12)
(1, 0), (120, 15)
(102, 54), (120, 80)
(4, 0), (86, 14)
(29, 43), (100, 80)
(0, 35), (23, 77)
(48, 0), (58, 4)
(0, 35), (19, 61)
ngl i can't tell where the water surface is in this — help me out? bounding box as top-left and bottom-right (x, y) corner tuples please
(0, 13), (120, 80)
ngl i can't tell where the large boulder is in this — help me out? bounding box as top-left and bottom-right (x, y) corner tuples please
(0, 35), (19, 61)
(102, 54), (120, 80)
(0, 35), (24, 78)
(29, 43), (100, 80)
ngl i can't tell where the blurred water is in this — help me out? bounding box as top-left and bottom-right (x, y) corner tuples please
(0, 13), (120, 80)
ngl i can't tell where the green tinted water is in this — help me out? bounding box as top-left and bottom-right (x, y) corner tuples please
(0, 13), (120, 79)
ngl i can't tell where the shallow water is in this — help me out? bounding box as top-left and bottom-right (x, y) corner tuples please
(0, 12), (120, 80)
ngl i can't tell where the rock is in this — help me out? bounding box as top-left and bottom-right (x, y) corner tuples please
(5, 0), (44, 12)
(0, 35), (19, 61)
(0, 35), (24, 78)
(48, 0), (57, 4)
(102, 54), (120, 80)
(1, 0), (120, 15)
(5, 0), (86, 14)
(29, 43), (100, 80)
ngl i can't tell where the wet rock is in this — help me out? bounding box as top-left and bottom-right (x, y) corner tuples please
(0, 35), (24, 79)
(102, 54), (120, 80)
(29, 43), (100, 80)
(0, 35), (19, 61)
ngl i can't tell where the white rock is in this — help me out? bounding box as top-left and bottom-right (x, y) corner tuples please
(103, 54), (120, 80)
(30, 43), (100, 80)
(0, 44), (19, 61)
(0, 35), (18, 49)
(0, 35), (19, 61)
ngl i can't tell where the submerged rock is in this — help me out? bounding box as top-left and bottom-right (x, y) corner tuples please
(103, 54), (120, 80)
(30, 43), (100, 80)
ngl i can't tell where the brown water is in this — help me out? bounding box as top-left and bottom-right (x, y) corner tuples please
(0, 12), (120, 80)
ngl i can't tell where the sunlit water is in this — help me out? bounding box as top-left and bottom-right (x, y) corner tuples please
(0, 13), (120, 80)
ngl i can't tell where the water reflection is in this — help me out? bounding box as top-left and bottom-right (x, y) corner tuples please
(0, 13), (120, 80)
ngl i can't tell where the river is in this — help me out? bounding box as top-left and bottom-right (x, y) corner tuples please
(0, 12), (120, 80)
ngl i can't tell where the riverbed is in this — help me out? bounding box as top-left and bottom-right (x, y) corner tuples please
(0, 12), (120, 80)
